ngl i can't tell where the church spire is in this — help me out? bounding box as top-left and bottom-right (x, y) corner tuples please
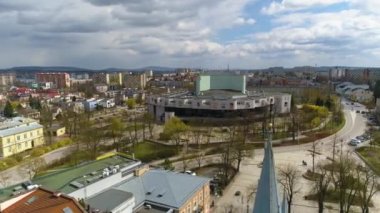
(253, 124), (282, 213)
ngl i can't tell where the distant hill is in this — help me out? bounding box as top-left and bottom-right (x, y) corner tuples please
(1, 65), (379, 74)
(0, 66), (177, 73)
(4, 66), (91, 72)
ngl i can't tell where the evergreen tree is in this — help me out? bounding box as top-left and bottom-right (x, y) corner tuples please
(3, 101), (14, 118)
(374, 80), (380, 99)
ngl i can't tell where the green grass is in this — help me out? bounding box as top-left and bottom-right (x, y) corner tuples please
(131, 141), (178, 163)
(356, 147), (380, 175)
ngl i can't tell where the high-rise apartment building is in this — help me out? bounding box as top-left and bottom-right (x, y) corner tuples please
(123, 73), (147, 89)
(36, 72), (70, 89)
(0, 72), (16, 88)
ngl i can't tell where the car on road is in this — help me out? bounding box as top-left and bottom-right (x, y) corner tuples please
(349, 139), (360, 146)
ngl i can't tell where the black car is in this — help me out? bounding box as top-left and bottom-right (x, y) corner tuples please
(235, 191), (241, 196)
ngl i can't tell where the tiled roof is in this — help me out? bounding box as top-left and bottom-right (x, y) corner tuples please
(2, 188), (86, 213)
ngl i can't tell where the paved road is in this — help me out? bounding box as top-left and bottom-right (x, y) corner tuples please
(0, 145), (76, 187)
(214, 99), (377, 213)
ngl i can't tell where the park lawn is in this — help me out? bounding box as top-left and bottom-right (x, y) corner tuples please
(356, 147), (380, 175)
(132, 141), (177, 163)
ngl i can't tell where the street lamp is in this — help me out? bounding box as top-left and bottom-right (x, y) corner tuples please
(83, 175), (87, 200)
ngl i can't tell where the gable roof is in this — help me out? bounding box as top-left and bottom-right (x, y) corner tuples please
(2, 188), (86, 213)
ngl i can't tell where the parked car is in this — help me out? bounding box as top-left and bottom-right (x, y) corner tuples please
(349, 139), (360, 146)
(362, 134), (371, 140)
(235, 191), (241, 196)
(356, 135), (365, 141)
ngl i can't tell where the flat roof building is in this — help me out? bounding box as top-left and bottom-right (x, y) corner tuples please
(147, 74), (291, 122)
(0, 153), (211, 213)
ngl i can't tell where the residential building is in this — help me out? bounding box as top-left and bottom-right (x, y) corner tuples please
(70, 78), (92, 86)
(47, 124), (66, 137)
(95, 84), (108, 93)
(147, 74), (291, 122)
(83, 98), (99, 111)
(336, 82), (373, 103)
(98, 98), (115, 108)
(17, 108), (41, 120)
(329, 67), (346, 80)
(92, 72), (123, 86)
(1, 188), (86, 213)
(36, 73), (70, 89)
(0, 72), (16, 88)
(124, 73), (147, 89)
(0, 117), (44, 157)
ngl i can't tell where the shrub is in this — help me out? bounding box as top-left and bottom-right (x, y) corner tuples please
(13, 154), (24, 162)
(31, 148), (45, 157)
(3, 157), (17, 167)
(43, 146), (52, 153)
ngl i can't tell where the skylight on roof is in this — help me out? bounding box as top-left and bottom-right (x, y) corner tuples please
(63, 207), (74, 213)
(25, 196), (38, 205)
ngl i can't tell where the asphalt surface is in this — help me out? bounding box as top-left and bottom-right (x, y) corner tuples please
(214, 99), (377, 213)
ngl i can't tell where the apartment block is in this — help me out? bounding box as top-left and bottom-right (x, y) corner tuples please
(36, 73), (70, 89)
(0, 73), (16, 88)
(92, 72), (123, 86)
(0, 117), (44, 157)
(124, 73), (147, 89)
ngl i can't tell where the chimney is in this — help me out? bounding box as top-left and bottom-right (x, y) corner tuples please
(135, 165), (149, 177)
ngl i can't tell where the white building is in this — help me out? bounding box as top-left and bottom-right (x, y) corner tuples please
(336, 82), (372, 103)
(147, 74), (291, 122)
(98, 98), (115, 108)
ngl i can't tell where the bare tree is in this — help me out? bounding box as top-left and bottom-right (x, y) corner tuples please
(79, 120), (105, 159)
(278, 164), (301, 213)
(336, 155), (360, 213)
(313, 163), (332, 213)
(108, 117), (125, 151)
(231, 137), (254, 172)
(143, 112), (155, 138)
(309, 139), (318, 174)
(357, 167), (380, 213)
(26, 158), (47, 179)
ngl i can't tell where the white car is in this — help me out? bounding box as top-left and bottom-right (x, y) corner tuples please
(349, 139), (361, 146)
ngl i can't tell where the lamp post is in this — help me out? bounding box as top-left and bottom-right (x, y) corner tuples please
(83, 175), (87, 200)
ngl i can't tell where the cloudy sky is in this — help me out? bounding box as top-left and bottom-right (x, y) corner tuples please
(1, 0), (380, 69)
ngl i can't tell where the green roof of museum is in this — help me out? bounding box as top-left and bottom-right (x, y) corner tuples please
(0, 154), (138, 202)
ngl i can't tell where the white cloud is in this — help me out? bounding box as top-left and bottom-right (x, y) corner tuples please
(262, 0), (348, 15)
(1, 0), (380, 69)
(234, 17), (256, 25)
